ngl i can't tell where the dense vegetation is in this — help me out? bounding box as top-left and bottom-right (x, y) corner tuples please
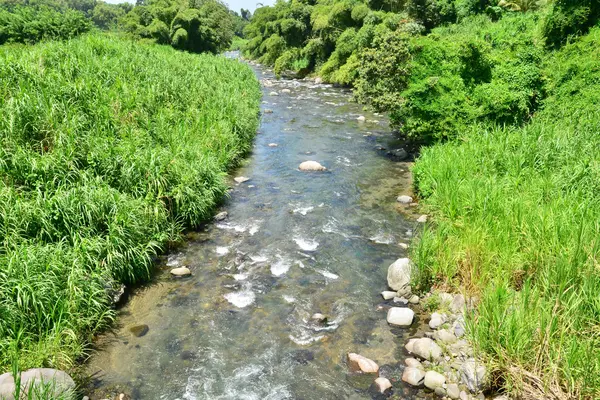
(244, 0), (599, 398)
(0, 33), (260, 370)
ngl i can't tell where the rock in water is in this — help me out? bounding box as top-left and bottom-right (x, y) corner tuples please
(381, 291), (397, 300)
(170, 267), (191, 277)
(387, 258), (412, 291)
(311, 313), (327, 323)
(387, 307), (414, 327)
(299, 161), (326, 171)
(357, 116), (366, 122)
(269, 91), (279, 96)
(263, 109), (273, 114)
(401, 367), (425, 387)
(374, 377), (392, 393)
(268, 143), (279, 147)
(388, 148), (409, 160)
(347, 353), (379, 374)
(281, 89), (291, 94)
(234, 176), (250, 184)
(397, 195), (413, 204)
(129, 324), (149, 337)
(424, 370), (446, 390)
(315, 77), (323, 84)
(0, 369), (75, 400)
(214, 211), (228, 221)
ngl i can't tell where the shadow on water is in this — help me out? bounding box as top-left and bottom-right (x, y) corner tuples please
(87, 54), (428, 400)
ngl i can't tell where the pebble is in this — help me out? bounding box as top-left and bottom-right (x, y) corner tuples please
(357, 116), (366, 122)
(393, 296), (409, 305)
(381, 291), (397, 300)
(170, 267), (191, 277)
(269, 91), (279, 96)
(129, 324), (149, 337)
(409, 295), (420, 304)
(281, 89), (291, 94)
(433, 328), (458, 344)
(398, 242), (409, 249)
(268, 143), (278, 147)
(405, 358), (423, 369)
(347, 353), (379, 374)
(387, 307), (414, 327)
(417, 214), (428, 223)
(264, 109), (274, 114)
(374, 377), (392, 393)
(234, 176), (250, 184)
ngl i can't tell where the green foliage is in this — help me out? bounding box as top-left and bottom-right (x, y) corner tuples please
(0, 4), (90, 44)
(412, 26), (600, 399)
(542, 0), (600, 48)
(121, 0), (235, 54)
(0, 33), (261, 370)
(91, 1), (126, 29)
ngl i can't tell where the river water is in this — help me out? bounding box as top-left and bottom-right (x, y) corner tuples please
(87, 59), (423, 400)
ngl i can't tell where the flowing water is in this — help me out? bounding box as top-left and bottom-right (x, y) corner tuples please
(87, 59), (424, 400)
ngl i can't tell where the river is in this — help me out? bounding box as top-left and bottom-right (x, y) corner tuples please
(87, 58), (423, 400)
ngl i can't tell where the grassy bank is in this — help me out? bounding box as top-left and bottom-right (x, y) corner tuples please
(412, 27), (600, 399)
(0, 33), (261, 370)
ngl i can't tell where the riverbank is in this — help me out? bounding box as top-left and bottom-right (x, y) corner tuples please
(0, 33), (261, 372)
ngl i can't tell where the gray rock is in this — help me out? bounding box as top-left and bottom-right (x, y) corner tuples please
(170, 267), (191, 277)
(398, 242), (409, 249)
(429, 312), (447, 330)
(406, 338), (443, 361)
(409, 295), (420, 304)
(424, 370), (446, 390)
(388, 148), (409, 160)
(435, 387), (447, 396)
(357, 116), (366, 123)
(214, 211), (228, 221)
(263, 109), (274, 114)
(387, 307), (414, 327)
(460, 360), (487, 393)
(393, 296), (409, 305)
(268, 143), (278, 147)
(387, 258), (412, 291)
(0, 369), (75, 400)
(401, 367), (425, 387)
(397, 195), (413, 204)
(454, 317), (466, 338)
(381, 291), (397, 300)
(298, 161), (326, 171)
(433, 329), (457, 344)
(450, 294), (466, 313)
(397, 285), (412, 297)
(416, 215), (428, 223)
(447, 383), (460, 399)
(314, 77), (323, 84)
(281, 89), (291, 94)
(374, 377), (392, 394)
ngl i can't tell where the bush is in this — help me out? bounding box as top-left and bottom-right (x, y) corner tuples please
(542, 0), (600, 48)
(0, 33), (261, 370)
(0, 5), (90, 44)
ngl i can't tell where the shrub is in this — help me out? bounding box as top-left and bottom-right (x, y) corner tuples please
(542, 0), (600, 48)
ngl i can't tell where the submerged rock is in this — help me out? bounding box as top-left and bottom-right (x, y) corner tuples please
(0, 369), (75, 400)
(387, 307), (414, 327)
(299, 161), (326, 171)
(311, 313), (327, 323)
(347, 353), (379, 374)
(388, 148), (409, 160)
(170, 267), (191, 277)
(396, 195), (413, 204)
(129, 324), (149, 337)
(402, 366), (425, 387)
(281, 89), (291, 94)
(387, 258), (412, 291)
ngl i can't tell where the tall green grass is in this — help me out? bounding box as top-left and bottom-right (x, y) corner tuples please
(0, 33), (261, 370)
(412, 27), (600, 399)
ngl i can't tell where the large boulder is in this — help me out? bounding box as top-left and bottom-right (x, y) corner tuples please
(0, 369), (75, 400)
(387, 258), (412, 291)
(299, 161), (326, 171)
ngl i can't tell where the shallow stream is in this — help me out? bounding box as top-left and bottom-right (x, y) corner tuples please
(87, 59), (423, 400)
